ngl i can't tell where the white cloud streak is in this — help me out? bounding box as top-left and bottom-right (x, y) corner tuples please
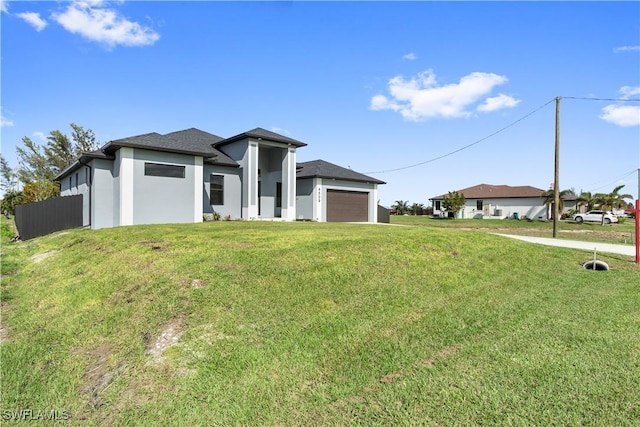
(1, 115), (14, 128)
(614, 45), (640, 53)
(402, 52), (417, 61)
(619, 86), (640, 99)
(600, 105), (640, 127)
(0, 1), (8, 14)
(16, 12), (48, 31)
(370, 69), (520, 121)
(51, 1), (160, 48)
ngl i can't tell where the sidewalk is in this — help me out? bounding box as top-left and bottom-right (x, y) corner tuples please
(493, 234), (636, 257)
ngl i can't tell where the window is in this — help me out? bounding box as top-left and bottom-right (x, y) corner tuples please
(276, 182), (282, 208)
(210, 174), (224, 205)
(434, 200), (441, 211)
(144, 162), (185, 178)
(75, 173), (79, 188)
(477, 200), (483, 210)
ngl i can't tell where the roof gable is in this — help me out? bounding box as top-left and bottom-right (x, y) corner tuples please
(215, 127), (307, 148)
(431, 184), (545, 200)
(297, 160), (385, 184)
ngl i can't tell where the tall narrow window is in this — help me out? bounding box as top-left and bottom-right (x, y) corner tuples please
(477, 200), (483, 210)
(210, 174), (224, 205)
(434, 200), (441, 211)
(75, 173), (79, 188)
(144, 162), (185, 178)
(276, 182), (282, 208)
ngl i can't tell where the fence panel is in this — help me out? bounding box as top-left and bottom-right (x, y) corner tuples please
(15, 195), (84, 240)
(377, 205), (390, 223)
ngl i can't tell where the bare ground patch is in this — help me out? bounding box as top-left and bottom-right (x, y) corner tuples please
(31, 250), (59, 264)
(146, 315), (186, 364)
(73, 344), (127, 410)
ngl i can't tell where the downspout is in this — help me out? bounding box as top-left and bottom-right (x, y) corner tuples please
(78, 157), (92, 229)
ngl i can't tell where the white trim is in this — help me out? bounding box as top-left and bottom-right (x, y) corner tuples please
(119, 147), (134, 226)
(194, 156), (203, 222)
(313, 178), (322, 221)
(281, 147), (297, 220)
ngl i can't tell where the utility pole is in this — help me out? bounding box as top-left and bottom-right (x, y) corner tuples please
(553, 96), (561, 238)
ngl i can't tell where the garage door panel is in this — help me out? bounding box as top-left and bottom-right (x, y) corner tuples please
(327, 190), (368, 222)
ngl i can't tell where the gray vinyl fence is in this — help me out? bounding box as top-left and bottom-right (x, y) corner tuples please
(377, 205), (390, 223)
(15, 195), (84, 240)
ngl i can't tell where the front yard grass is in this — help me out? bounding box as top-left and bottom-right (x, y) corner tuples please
(1, 221), (638, 425)
(392, 214), (638, 246)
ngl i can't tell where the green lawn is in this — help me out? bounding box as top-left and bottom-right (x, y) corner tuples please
(1, 221), (639, 425)
(392, 214), (638, 246)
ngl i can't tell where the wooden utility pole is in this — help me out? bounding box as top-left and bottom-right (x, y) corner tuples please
(553, 96), (561, 238)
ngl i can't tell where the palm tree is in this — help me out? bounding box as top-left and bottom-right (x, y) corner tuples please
(593, 185), (633, 225)
(392, 200), (410, 215)
(410, 202), (425, 215)
(576, 190), (595, 212)
(542, 188), (574, 219)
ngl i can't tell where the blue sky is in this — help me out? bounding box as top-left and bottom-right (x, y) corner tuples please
(2, 1), (639, 204)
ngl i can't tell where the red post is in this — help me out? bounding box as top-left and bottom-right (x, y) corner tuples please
(636, 199), (640, 264)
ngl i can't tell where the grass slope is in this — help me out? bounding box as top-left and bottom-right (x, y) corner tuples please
(1, 221), (639, 425)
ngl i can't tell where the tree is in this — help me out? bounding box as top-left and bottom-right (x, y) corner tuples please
(12, 123), (98, 202)
(593, 185), (633, 225)
(0, 154), (18, 192)
(1, 190), (24, 215)
(393, 200), (410, 215)
(410, 202), (425, 215)
(542, 188), (574, 219)
(576, 190), (595, 212)
(442, 191), (466, 219)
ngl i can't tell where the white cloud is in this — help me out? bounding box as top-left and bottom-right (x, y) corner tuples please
(1, 1), (8, 14)
(1, 115), (14, 128)
(600, 105), (640, 127)
(402, 52), (417, 61)
(271, 127), (291, 135)
(33, 132), (48, 142)
(52, 1), (160, 48)
(614, 45), (640, 53)
(370, 69), (519, 121)
(619, 86), (640, 99)
(17, 12), (48, 31)
(477, 93), (521, 112)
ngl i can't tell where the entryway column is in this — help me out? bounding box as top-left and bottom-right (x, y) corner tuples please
(281, 146), (297, 220)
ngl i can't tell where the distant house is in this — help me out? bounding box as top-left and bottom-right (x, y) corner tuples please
(430, 184), (549, 220)
(55, 127), (385, 229)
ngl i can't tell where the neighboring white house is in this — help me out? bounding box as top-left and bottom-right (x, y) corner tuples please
(430, 184), (550, 220)
(56, 128), (385, 229)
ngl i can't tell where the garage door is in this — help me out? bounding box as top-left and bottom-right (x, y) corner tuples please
(326, 190), (369, 222)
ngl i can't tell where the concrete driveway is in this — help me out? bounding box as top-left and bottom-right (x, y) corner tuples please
(493, 234), (636, 257)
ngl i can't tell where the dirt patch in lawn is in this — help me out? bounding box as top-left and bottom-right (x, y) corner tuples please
(74, 343), (126, 410)
(0, 303), (10, 343)
(146, 315), (186, 364)
(31, 250), (59, 263)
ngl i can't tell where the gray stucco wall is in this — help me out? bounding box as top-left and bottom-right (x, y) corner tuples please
(203, 165), (242, 219)
(60, 165), (90, 226)
(132, 149), (198, 225)
(296, 178), (314, 220)
(91, 158), (115, 229)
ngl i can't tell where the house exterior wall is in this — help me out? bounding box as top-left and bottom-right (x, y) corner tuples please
(60, 164), (90, 227)
(433, 197), (547, 220)
(92, 159), (116, 229)
(295, 178), (315, 220)
(131, 148), (202, 225)
(203, 165), (242, 219)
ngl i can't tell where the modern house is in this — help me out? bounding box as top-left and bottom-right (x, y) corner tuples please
(55, 127), (385, 229)
(430, 184), (549, 220)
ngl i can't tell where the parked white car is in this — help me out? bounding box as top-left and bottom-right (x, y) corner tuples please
(573, 210), (618, 224)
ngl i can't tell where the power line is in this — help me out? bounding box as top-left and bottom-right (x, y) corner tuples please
(586, 169), (638, 192)
(562, 96), (640, 102)
(363, 98), (556, 174)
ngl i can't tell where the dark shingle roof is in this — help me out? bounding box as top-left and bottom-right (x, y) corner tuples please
(215, 127), (307, 148)
(55, 150), (116, 180)
(297, 160), (385, 184)
(103, 128), (238, 167)
(430, 184), (545, 200)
